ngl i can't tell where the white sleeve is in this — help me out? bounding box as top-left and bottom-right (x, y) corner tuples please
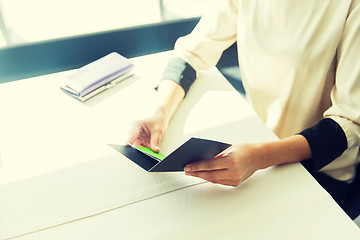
(173, 0), (239, 71)
(324, 0), (360, 150)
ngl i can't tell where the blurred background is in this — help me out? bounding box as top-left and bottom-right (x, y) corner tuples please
(0, 0), (218, 47)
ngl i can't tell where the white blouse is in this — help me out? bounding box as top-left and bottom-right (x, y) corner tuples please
(173, 0), (360, 181)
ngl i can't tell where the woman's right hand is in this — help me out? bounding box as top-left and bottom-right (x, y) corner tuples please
(127, 79), (186, 153)
(127, 109), (169, 153)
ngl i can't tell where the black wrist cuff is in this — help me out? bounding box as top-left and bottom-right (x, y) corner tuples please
(299, 118), (347, 173)
(160, 58), (196, 96)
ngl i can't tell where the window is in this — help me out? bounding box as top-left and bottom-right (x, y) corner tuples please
(0, 0), (218, 48)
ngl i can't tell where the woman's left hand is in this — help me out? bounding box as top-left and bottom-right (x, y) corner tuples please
(184, 135), (312, 187)
(184, 143), (265, 187)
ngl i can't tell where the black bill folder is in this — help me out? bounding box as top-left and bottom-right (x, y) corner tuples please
(109, 137), (231, 172)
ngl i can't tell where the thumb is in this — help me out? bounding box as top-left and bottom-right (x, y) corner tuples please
(214, 145), (233, 158)
(150, 131), (162, 153)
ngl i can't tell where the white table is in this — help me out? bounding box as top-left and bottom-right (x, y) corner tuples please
(0, 51), (359, 240)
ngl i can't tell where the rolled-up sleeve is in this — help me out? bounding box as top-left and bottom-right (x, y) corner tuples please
(324, 0), (360, 150)
(174, 0), (238, 71)
(159, 0), (239, 95)
(311, 0), (360, 181)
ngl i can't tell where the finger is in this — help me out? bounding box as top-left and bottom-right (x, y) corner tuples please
(185, 170), (242, 187)
(184, 157), (230, 172)
(185, 169), (231, 182)
(133, 139), (150, 148)
(150, 128), (163, 153)
(127, 122), (142, 145)
(128, 121), (153, 147)
(209, 179), (241, 187)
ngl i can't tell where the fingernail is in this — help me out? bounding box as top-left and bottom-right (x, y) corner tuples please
(184, 165), (191, 171)
(153, 146), (160, 152)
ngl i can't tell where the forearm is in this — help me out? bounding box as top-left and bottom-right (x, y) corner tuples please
(154, 57), (196, 122)
(256, 135), (312, 169)
(154, 80), (185, 123)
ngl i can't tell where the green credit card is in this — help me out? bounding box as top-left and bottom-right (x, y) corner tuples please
(135, 146), (166, 160)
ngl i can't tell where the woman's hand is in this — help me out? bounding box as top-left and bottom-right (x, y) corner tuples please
(184, 143), (265, 187)
(184, 135), (312, 187)
(127, 109), (169, 153)
(127, 80), (186, 152)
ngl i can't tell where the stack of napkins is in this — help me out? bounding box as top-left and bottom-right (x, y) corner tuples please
(61, 52), (134, 101)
